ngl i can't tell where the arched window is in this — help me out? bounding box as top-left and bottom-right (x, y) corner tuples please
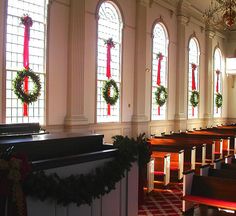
(96, 1), (123, 123)
(151, 22), (169, 120)
(213, 48), (223, 117)
(5, 0), (47, 124)
(188, 37), (200, 119)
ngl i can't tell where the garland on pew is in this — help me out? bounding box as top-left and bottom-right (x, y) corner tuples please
(0, 150), (31, 216)
(22, 134), (151, 207)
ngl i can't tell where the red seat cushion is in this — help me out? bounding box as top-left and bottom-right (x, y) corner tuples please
(214, 152), (221, 155)
(154, 171), (164, 176)
(183, 195), (236, 211)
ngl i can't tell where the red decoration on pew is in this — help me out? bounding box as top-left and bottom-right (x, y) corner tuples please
(216, 70), (220, 113)
(105, 38), (115, 116)
(0, 154), (31, 216)
(21, 15), (33, 117)
(191, 63), (197, 116)
(157, 53), (164, 115)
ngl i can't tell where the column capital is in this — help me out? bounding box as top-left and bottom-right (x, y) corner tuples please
(177, 15), (189, 25)
(137, 0), (150, 7)
(205, 29), (215, 39)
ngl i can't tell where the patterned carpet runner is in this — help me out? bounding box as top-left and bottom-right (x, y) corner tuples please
(138, 183), (183, 216)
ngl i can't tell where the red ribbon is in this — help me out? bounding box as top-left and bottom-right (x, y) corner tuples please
(216, 70), (220, 93)
(191, 63), (197, 116)
(156, 53), (163, 86)
(105, 39), (114, 116)
(0, 154), (31, 216)
(157, 53), (163, 115)
(107, 89), (111, 115)
(191, 63), (196, 91)
(106, 44), (112, 79)
(22, 16), (32, 117)
(216, 70), (220, 113)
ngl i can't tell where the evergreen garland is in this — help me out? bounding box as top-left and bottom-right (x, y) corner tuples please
(102, 79), (119, 105)
(22, 134), (151, 207)
(13, 68), (41, 104)
(155, 85), (168, 107)
(190, 90), (199, 107)
(215, 92), (223, 108)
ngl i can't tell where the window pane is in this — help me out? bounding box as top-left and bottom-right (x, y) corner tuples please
(213, 48), (222, 117)
(188, 38), (200, 119)
(151, 23), (169, 120)
(96, 2), (122, 123)
(6, 0), (47, 125)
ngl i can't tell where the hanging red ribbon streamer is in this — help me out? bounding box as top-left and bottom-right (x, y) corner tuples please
(216, 70), (220, 113)
(216, 70), (220, 93)
(157, 53), (163, 115)
(106, 43), (112, 79)
(22, 15), (33, 116)
(191, 63), (197, 116)
(105, 39), (114, 116)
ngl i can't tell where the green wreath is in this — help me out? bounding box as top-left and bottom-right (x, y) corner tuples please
(155, 85), (168, 107)
(102, 79), (119, 105)
(13, 68), (41, 104)
(215, 92), (223, 108)
(190, 90), (199, 107)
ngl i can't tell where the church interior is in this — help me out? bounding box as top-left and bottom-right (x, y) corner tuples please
(1, 0), (236, 215)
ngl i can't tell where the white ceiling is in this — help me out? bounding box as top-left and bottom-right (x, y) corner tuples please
(189, 0), (212, 13)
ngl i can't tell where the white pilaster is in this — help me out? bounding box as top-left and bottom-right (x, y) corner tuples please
(204, 28), (215, 125)
(174, 15), (189, 130)
(65, 0), (88, 126)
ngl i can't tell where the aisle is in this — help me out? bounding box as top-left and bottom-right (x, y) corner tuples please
(138, 183), (182, 216)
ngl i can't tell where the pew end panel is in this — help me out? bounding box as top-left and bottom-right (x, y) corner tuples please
(178, 150), (184, 180)
(182, 170), (195, 213)
(152, 153), (170, 186)
(201, 144), (206, 165)
(147, 158), (154, 193)
(191, 146), (196, 170)
(200, 164), (211, 176)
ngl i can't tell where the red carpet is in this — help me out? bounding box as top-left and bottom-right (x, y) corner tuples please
(138, 183), (183, 216)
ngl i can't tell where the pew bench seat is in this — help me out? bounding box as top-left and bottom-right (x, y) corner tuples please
(183, 195), (236, 211)
(183, 170), (236, 213)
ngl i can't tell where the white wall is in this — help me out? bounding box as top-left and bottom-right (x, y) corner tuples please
(0, 0), (232, 141)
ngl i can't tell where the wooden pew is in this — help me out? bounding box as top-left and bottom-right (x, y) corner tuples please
(188, 130), (236, 155)
(183, 170), (236, 213)
(152, 150), (184, 180)
(167, 132), (231, 160)
(200, 164), (236, 180)
(214, 158), (236, 170)
(150, 153), (170, 186)
(149, 138), (197, 178)
(151, 136), (213, 164)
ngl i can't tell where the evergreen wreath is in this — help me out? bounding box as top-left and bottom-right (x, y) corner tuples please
(22, 134), (151, 207)
(155, 85), (168, 107)
(13, 68), (41, 104)
(215, 92), (223, 108)
(102, 79), (119, 105)
(190, 90), (199, 107)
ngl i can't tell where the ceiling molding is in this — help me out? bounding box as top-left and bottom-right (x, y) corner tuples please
(153, 0), (178, 12)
